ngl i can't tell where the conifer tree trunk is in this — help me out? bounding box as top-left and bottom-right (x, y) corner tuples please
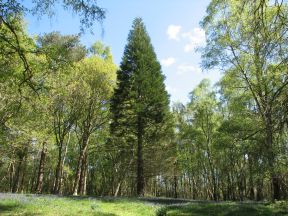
(110, 18), (171, 198)
(136, 117), (144, 196)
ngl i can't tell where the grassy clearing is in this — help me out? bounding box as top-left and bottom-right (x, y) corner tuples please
(0, 194), (158, 216)
(158, 201), (288, 216)
(0, 194), (287, 216)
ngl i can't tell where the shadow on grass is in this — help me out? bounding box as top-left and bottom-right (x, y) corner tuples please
(0, 202), (45, 216)
(157, 203), (287, 216)
(0, 202), (21, 212)
(139, 197), (194, 205)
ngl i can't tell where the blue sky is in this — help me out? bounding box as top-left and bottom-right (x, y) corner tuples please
(25, 0), (221, 104)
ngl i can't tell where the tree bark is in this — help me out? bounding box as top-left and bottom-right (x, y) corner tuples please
(53, 141), (63, 194)
(12, 157), (23, 193)
(136, 117), (144, 196)
(114, 158), (133, 197)
(173, 175), (178, 198)
(30, 162), (37, 192)
(12, 145), (28, 193)
(265, 112), (280, 200)
(256, 178), (263, 201)
(73, 149), (84, 196)
(19, 155), (28, 193)
(79, 151), (88, 195)
(9, 163), (14, 192)
(248, 156), (255, 200)
(114, 182), (122, 197)
(73, 135), (89, 196)
(36, 142), (47, 194)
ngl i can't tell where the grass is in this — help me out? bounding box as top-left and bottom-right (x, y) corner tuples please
(0, 194), (287, 216)
(159, 201), (288, 216)
(0, 194), (158, 216)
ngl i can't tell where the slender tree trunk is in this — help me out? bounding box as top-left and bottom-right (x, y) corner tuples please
(30, 161), (37, 192)
(114, 182), (122, 197)
(256, 178), (263, 201)
(154, 177), (158, 196)
(59, 132), (71, 194)
(19, 155), (28, 193)
(239, 173), (244, 201)
(248, 156), (255, 200)
(204, 125), (218, 201)
(73, 135), (89, 196)
(36, 142), (47, 194)
(265, 112), (280, 200)
(47, 168), (53, 193)
(53, 141), (63, 194)
(114, 158), (133, 197)
(83, 161), (88, 195)
(9, 163), (14, 192)
(188, 175), (192, 199)
(12, 145), (28, 194)
(73, 149), (84, 196)
(79, 151), (88, 195)
(12, 158), (23, 193)
(173, 175), (178, 198)
(136, 117), (144, 196)
(192, 177), (197, 200)
(207, 153), (217, 201)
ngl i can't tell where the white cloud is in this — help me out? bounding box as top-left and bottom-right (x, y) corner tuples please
(161, 57), (176, 67)
(166, 85), (178, 94)
(177, 64), (201, 75)
(167, 25), (182, 41)
(182, 27), (205, 52)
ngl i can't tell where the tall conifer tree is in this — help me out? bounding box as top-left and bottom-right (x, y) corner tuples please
(110, 18), (171, 196)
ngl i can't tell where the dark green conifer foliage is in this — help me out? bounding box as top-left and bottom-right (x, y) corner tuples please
(110, 18), (170, 196)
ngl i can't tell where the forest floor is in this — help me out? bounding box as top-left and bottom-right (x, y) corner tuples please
(0, 193), (287, 216)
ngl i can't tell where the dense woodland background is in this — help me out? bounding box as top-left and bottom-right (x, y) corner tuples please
(0, 0), (287, 202)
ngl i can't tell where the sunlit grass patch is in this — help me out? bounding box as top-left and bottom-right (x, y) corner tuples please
(0, 194), (158, 216)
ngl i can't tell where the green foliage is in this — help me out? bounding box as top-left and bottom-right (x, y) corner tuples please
(37, 32), (86, 71)
(200, 0), (288, 200)
(111, 18), (170, 139)
(1, 0), (106, 31)
(90, 41), (113, 61)
(0, 0), (105, 93)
